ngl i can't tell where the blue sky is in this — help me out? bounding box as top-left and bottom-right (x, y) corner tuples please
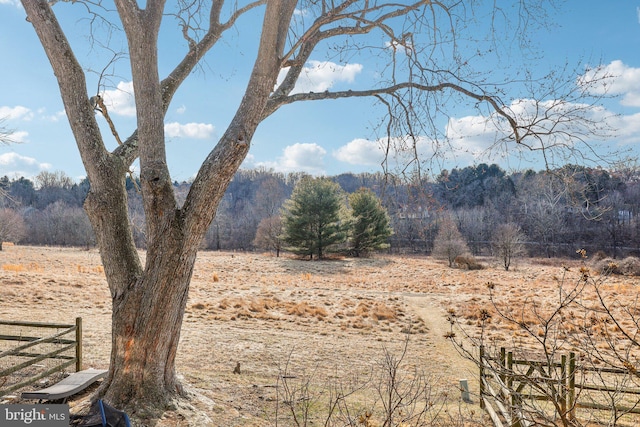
(1, 1), (640, 182)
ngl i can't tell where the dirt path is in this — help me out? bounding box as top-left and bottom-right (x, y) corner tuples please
(405, 295), (480, 404)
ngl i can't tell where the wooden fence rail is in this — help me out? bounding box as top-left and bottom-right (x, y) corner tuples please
(0, 317), (82, 398)
(480, 346), (640, 427)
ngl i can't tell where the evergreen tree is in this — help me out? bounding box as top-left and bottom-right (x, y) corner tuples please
(348, 188), (392, 256)
(282, 177), (347, 259)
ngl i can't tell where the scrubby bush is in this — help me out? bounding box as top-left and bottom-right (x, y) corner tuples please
(593, 257), (621, 275)
(593, 256), (640, 276)
(432, 217), (469, 267)
(619, 257), (640, 276)
(591, 250), (609, 262)
(454, 255), (483, 270)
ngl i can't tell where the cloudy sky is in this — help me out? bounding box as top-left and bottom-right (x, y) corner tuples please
(1, 1), (639, 182)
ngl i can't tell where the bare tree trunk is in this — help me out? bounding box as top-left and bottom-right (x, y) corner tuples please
(102, 237), (196, 411)
(20, 1), (272, 417)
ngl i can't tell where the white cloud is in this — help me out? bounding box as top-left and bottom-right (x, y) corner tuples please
(164, 122), (215, 139)
(446, 114), (504, 157)
(579, 60), (640, 107)
(277, 60), (363, 94)
(38, 109), (66, 123)
(0, 106), (33, 121)
(385, 39), (413, 55)
(445, 98), (601, 158)
(609, 112), (640, 144)
(333, 138), (385, 166)
(0, 0), (22, 7)
(0, 152), (51, 177)
(333, 135), (444, 172)
(10, 131), (29, 143)
(256, 142), (326, 175)
(441, 96), (640, 167)
(176, 105), (187, 114)
(101, 81), (136, 117)
(336, 94), (640, 172)
(241, 153), (256, 168)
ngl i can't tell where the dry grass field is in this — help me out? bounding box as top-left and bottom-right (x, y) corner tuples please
(1, 244), (638, 426)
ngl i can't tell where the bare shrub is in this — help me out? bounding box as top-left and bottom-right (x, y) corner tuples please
(450, 256), (640, 427)
(253, 216), (283, 257)
(454, 254), (483, 270)
(593, 257), (623, 275)
(592, 250), (609, 262)
(273, 338), (473, 427)
(432, 217), (469, 267)
(618, 256), (640, 276)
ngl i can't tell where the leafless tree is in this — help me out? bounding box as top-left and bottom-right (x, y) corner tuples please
(19, 0), (610, 420)
(432, 216), (469, 267)
(492, 223), (527, 271)
(23, 201), (95, 247)
(0, 208), (26, 250)
(253, 215), (283, 257)
(0, 119), (15, 201)
(255, 175), (288, 220)
(518, 172), (569, 257)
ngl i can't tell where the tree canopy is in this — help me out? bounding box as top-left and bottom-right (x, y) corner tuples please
(348, 188), (392, 256)
(282, 176), (347, 259)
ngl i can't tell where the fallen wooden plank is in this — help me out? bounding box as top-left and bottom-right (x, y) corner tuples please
(483, 376), (512, 425)
(21, 368), (108, 401)
(482, 396), (505, 427)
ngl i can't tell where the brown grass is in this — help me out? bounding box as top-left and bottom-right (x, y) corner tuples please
(1, 246), (639, 425)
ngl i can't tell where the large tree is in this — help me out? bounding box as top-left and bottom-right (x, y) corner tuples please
(282, 176), (347, 259)
(348, 188), (392, 256)
(19, 0), (605, 421)
(0, 208), (26, 250)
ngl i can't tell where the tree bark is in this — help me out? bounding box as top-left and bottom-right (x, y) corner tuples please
(101, 229), (196, 412)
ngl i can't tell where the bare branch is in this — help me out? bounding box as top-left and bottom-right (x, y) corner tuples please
(0, 118), (17, 145)
(114, 0), (266, 165)
(266, 80), (521, 140)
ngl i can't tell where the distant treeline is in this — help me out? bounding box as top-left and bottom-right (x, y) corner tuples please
(2, 163), (640, 258)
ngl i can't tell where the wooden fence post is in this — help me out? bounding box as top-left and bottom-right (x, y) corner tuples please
(75, 317), (82, 372)
(561, 354), (567, 415)
(500, 347), (506, 385)
(568, 352), (576, 421)
(507, 351), (514, 398)
(507, 350), (524, 427)
(479, 345), (485, 409)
